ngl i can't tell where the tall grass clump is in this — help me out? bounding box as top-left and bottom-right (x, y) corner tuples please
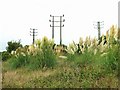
(8, 36), (57, 70)
(67, 40), (93, 67)
(103, 45), (119, 74)
(28, 48), (56, 70)
(67, 50), (93, 67)
(8, 54), (30, 69)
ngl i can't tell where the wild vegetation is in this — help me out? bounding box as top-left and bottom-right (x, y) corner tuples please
(2, 25), (120, 88)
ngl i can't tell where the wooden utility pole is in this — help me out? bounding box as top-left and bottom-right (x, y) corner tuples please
(49, 15), (65, 45)
(30, 28), (38, 44)
(97, 22), (101, 40)
(93, 21), (104, 40)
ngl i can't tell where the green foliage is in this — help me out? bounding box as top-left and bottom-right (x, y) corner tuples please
(3, 43), (118, 88)
(103, 45), (118, 73)
(2, 28), (119, 88)
(28, 50), (56, 70)
(29, 37), (56, 70)
(2, 51), (11, 61)
(9, 54), (29, 69)
(9, 51), (56, 70)
(23, 63), (118, 88)
(6, 40), (22, 53)
(67, 43), (118, 75)
(67, 49), (93, 67)
(40, 36), (54, 50)
(8, 37), (57, 70)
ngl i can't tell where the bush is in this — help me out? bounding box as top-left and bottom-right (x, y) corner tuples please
(103, 45), (119, 73)
(2, 51), (11, 61)
(67, 49), (93, 67)
(9, 54), (30, 69)
(29, 37), (56, 69)
(8, 37), (57, 70)
(9, 50), (56, 70)
(6, 40), (22, 53)
(28, 50), (56, 70)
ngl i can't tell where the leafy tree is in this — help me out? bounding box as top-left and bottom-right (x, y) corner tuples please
(6, 40), (22, 53)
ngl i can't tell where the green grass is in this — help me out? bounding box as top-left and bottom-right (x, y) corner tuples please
(7, 49), (57, 70)
(2, 44), (119, 88)
(2, 65), (118, 88)
(2, 54), (118, 88)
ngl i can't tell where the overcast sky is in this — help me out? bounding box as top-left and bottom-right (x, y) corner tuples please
(0, 0), (119, 51)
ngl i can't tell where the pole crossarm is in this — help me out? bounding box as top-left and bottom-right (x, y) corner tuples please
(50, 25), (64, 27)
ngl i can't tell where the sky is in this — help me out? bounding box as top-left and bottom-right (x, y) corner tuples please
(0, 0), (119, 51)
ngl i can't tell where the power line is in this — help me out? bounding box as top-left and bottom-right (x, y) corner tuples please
(49, 14), (65, 45)
(30, 28), (38, 44)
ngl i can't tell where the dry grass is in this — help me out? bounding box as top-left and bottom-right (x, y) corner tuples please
(2, 67), (56, 88)
(2, 56), (118, 88)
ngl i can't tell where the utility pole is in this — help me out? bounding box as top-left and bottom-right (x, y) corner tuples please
(60, 16), (62, 45)
(97, 22), (101, 40)
(49, 15), (55, 39)
(49, 15), (65, 45)
(93, 21), (104, 40)
(30, 28), (38, 44)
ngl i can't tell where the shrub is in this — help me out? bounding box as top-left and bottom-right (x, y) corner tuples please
(9, 54), (30, 69)
(27, 52), (43, 70)
(6, 40), (22, 53)
(67, 49), (93, 67)
(103, 45), (119, 73)
(8, 37), (57, 70)
(28, 50), (56, 70)
(2, 51), (11, 61)
(66, 41), (79, 54)
(9, 50), (56, 70)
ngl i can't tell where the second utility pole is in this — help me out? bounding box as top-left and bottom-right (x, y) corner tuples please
(93, 21), (104, 40)
(97, 22), (101, 40)
(60, 16), (62, 45)
(30, 28), (38, 44)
